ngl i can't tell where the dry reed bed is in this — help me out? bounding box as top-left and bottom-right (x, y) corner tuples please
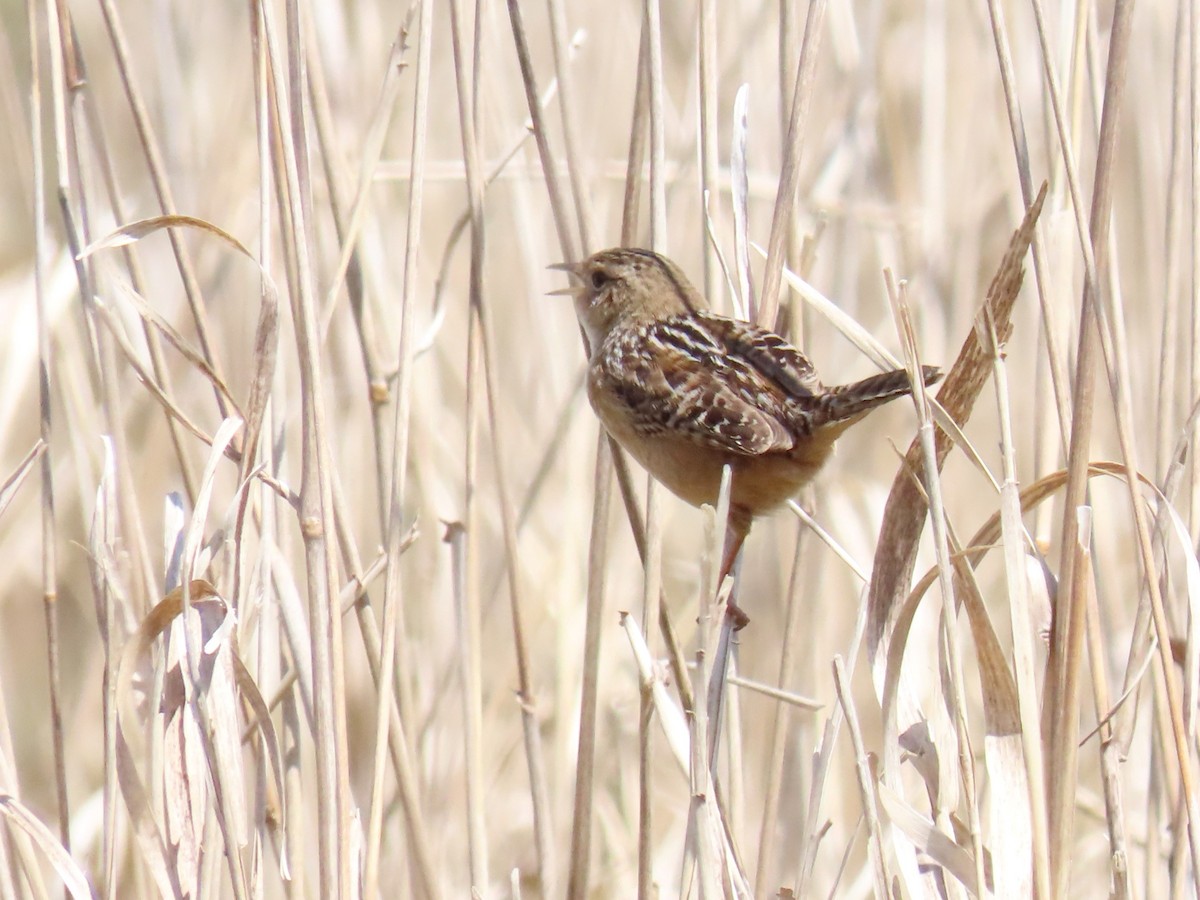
(0, 0), (1194, 897)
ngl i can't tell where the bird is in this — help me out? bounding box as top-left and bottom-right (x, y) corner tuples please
(553, 247), (940, 626)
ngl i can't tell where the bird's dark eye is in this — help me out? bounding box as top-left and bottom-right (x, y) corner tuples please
(590, 270), (610, 290)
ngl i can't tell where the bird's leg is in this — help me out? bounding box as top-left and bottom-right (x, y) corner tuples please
(718, 510), (752, 630)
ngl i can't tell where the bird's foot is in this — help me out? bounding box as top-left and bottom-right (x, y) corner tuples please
(725, 600), (751, 631)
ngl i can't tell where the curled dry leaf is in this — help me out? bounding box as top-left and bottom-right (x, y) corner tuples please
(0, 794), (95, 900)
(79, 215), (281, 489)
(77, 215), (255, 261)
(114, 581), (291, 889)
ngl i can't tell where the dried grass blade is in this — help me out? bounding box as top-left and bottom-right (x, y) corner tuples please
(867, 183), (1045, 659)
(867, 186), (1044, 896)
(1081, 560), (1131, 899)
(78, 214), (256, 260)
(88, 436), (122, 894)
(0, 794), (95, 900)
(950, 524), (1030, 899)
(1047, 508), (1093, 896)
(546, 0), (594, 252)
(0, 440), (45, 521)
(231, 655), (291, 880)
(833, 656), (891, 898)
(109, 284), (241, 419)
(992, 309), (1051, 895)
(730, 86), (753, 320)
(875, 784), (980, 898)
(756, 242), (898, 370)
(318, 32), (410, 337)
(503, 0), (579, 262)
(620, 613), (689, 773)
(757, 0), (827, 329)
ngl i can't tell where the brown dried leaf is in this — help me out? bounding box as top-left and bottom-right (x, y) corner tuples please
(77, 214), (254, 260)
(868, 182), (1047, 658)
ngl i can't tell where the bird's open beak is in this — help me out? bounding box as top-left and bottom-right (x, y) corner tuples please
(547, 261), (585, 296)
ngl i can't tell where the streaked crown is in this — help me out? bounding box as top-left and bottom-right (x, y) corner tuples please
(557, 248), (707, 349)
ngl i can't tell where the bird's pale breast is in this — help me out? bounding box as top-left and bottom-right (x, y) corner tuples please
(587, 367), (835, 515)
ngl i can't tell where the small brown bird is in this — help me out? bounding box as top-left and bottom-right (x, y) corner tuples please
(554, 247), (939, 624)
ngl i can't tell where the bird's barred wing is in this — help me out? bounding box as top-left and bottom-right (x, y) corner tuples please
(597, 317), (798, 456)
(700, 315), (824, 399)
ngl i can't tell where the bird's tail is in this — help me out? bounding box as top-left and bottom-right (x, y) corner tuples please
(815, 365), (941, 429)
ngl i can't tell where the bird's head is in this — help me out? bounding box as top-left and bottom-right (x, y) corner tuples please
(550, 248), (706, 349)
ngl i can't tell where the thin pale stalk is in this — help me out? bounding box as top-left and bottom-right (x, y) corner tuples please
(566, 434), (614, 900)
(446, 523), (488, 891)
(78, 92), (200, 505)
(832, 656), (891, 897)
(445, 56), (570, 888)
(306, 15), (404, 538)
(990, 312), (1052, 896)
(1192, 0), (1200, 541)
(637, 478), (662, 900)
(314, 25), (410, 341)
(1082, 560), (1131, 898)
(704, 467), (732, 776)
(621, 37), (648, 249)
(689, 492), (721, 899)
(365, 1), (435, 897)
(643, 0), (666, 249)
(797, 569), (875, 894)
(919, 0), (946, 284)
(94, 0), (231, 420)
(504, 0), (579, 263)
(281, 672), (306, 900)
(475, 210), (558, 900)
(757, 0), (826, 330)
(983, 0), (1072, 447)
(1155, 0), (1188, 482)
(259, 0), (352, 891)
(753, 531), (806, 896)
(1048, 508), (1093, 899)
(94, 437), (118, 900)
(28, 0), (68, 855)
(366, 51), (576, 891)
(637, 20), (666, 888)
(546, 0), (593, 252)
(446, 0), (490, 887)
(729, 86), (752, 320)
(723, 649), (745, 851)
(697, 0), (718, 297)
